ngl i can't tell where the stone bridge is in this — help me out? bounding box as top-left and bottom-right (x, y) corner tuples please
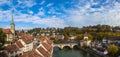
(54, 43), (78, 49)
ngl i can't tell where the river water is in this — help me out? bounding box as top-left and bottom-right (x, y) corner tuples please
(53, 48), (95, 57)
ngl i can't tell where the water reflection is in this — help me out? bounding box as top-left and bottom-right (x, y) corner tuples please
(53, 47), (95, 57)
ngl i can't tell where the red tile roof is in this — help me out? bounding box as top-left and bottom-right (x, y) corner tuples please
(21, 50), (43, 57)
(16, 41), (24, 48)
(47, 39), (53, 45)
(5, 44), (19, 53)
(20, 52), (29, 57)
(16, 32), (25, 36)
(2, 29), (12, 34)
(39, 36), (48, 41)
(108, 36), (120, 40)
(8, 35), (53, 57)
(40, 36), (53, 52)
(42, 42), (52, 52)
(21, 34), (34, 44)
(0, 52), (8, 57)
(37, 46), (50, 57)
(31, 50), (43, 57)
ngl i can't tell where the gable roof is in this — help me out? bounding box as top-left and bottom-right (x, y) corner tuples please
(5, 44), (19, 53)
(15, 41), (24, 48)
(37, 46), (50, 57)
(42, 42), (52, 52)
(2, 29), (12, 34)
(47, 39), (53, 45)
(21, 34), (34, 44)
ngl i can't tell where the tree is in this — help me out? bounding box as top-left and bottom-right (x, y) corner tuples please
(88, 34), (93, 40)
(107, 44), (119, 57)
(64, 34), (69, 41)
(76, 34), (83, 40)
(0, 29), (6, 49)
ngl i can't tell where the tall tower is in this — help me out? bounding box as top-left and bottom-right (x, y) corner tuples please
(10, 15), (15, 36)
(84, 32), (88, 40)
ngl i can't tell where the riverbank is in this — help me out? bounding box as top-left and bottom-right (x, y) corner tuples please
(79, 47), (108, 57)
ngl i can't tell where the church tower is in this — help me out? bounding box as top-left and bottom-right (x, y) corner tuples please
(10, 15), (15, 38)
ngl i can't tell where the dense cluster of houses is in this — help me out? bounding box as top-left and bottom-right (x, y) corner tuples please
(4, 34), (53, 57)
(1, 18), (53, 57)
(80, 32), (120, 56)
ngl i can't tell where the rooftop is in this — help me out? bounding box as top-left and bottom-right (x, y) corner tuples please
(2, 29), (11, 34)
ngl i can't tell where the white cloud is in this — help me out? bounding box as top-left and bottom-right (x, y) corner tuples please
(46, 3), (53, 7)
(0, 10), (12, 22)
(39, 7), (44, 11)
(1, 0), (120, 29)
(0, 0), (11, 5)
(14, 14), (67, 28)
(29, 11), (33, 14)
(17, 0), (36, 8)
(48, 7), (62, 15)
(15, 26), (33, 30)
(40, 1), (45, 5)
(63, 1), (120, 27)
(0, 9), (67, 29)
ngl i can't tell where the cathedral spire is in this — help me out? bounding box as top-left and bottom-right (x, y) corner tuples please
(11, 15), (14, 25)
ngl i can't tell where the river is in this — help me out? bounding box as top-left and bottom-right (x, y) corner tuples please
(53, 48), (95, 57)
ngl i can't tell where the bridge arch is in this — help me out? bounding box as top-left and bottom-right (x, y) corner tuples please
(63, 46), (71, 50)
(73, 45), (79, 49)
(53, 46), (61, 51)
(54, 43), (78, 49)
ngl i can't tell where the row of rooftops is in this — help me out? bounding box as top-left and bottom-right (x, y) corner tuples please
(20, 49), (43, 57)
(4, 34), (53, 57)
(5, 35), (28, 53)
(20, 36), (53, 57)
(108, 36), (120, 40)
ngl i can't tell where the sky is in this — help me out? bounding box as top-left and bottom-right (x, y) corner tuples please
(0, 0), (120, 30)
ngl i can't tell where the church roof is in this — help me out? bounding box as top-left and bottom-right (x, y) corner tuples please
(2, 29), (12, 34)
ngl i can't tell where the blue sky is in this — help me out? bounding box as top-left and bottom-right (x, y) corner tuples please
(0, 0), (120, 30)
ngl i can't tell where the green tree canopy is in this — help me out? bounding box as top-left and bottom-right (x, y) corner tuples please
(107, 44), (119, 57)
(64, 34), (69, 40)
(76, 34), (84, 40)
(87, 34), (93, 40)
(0, 28), (6, 49)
